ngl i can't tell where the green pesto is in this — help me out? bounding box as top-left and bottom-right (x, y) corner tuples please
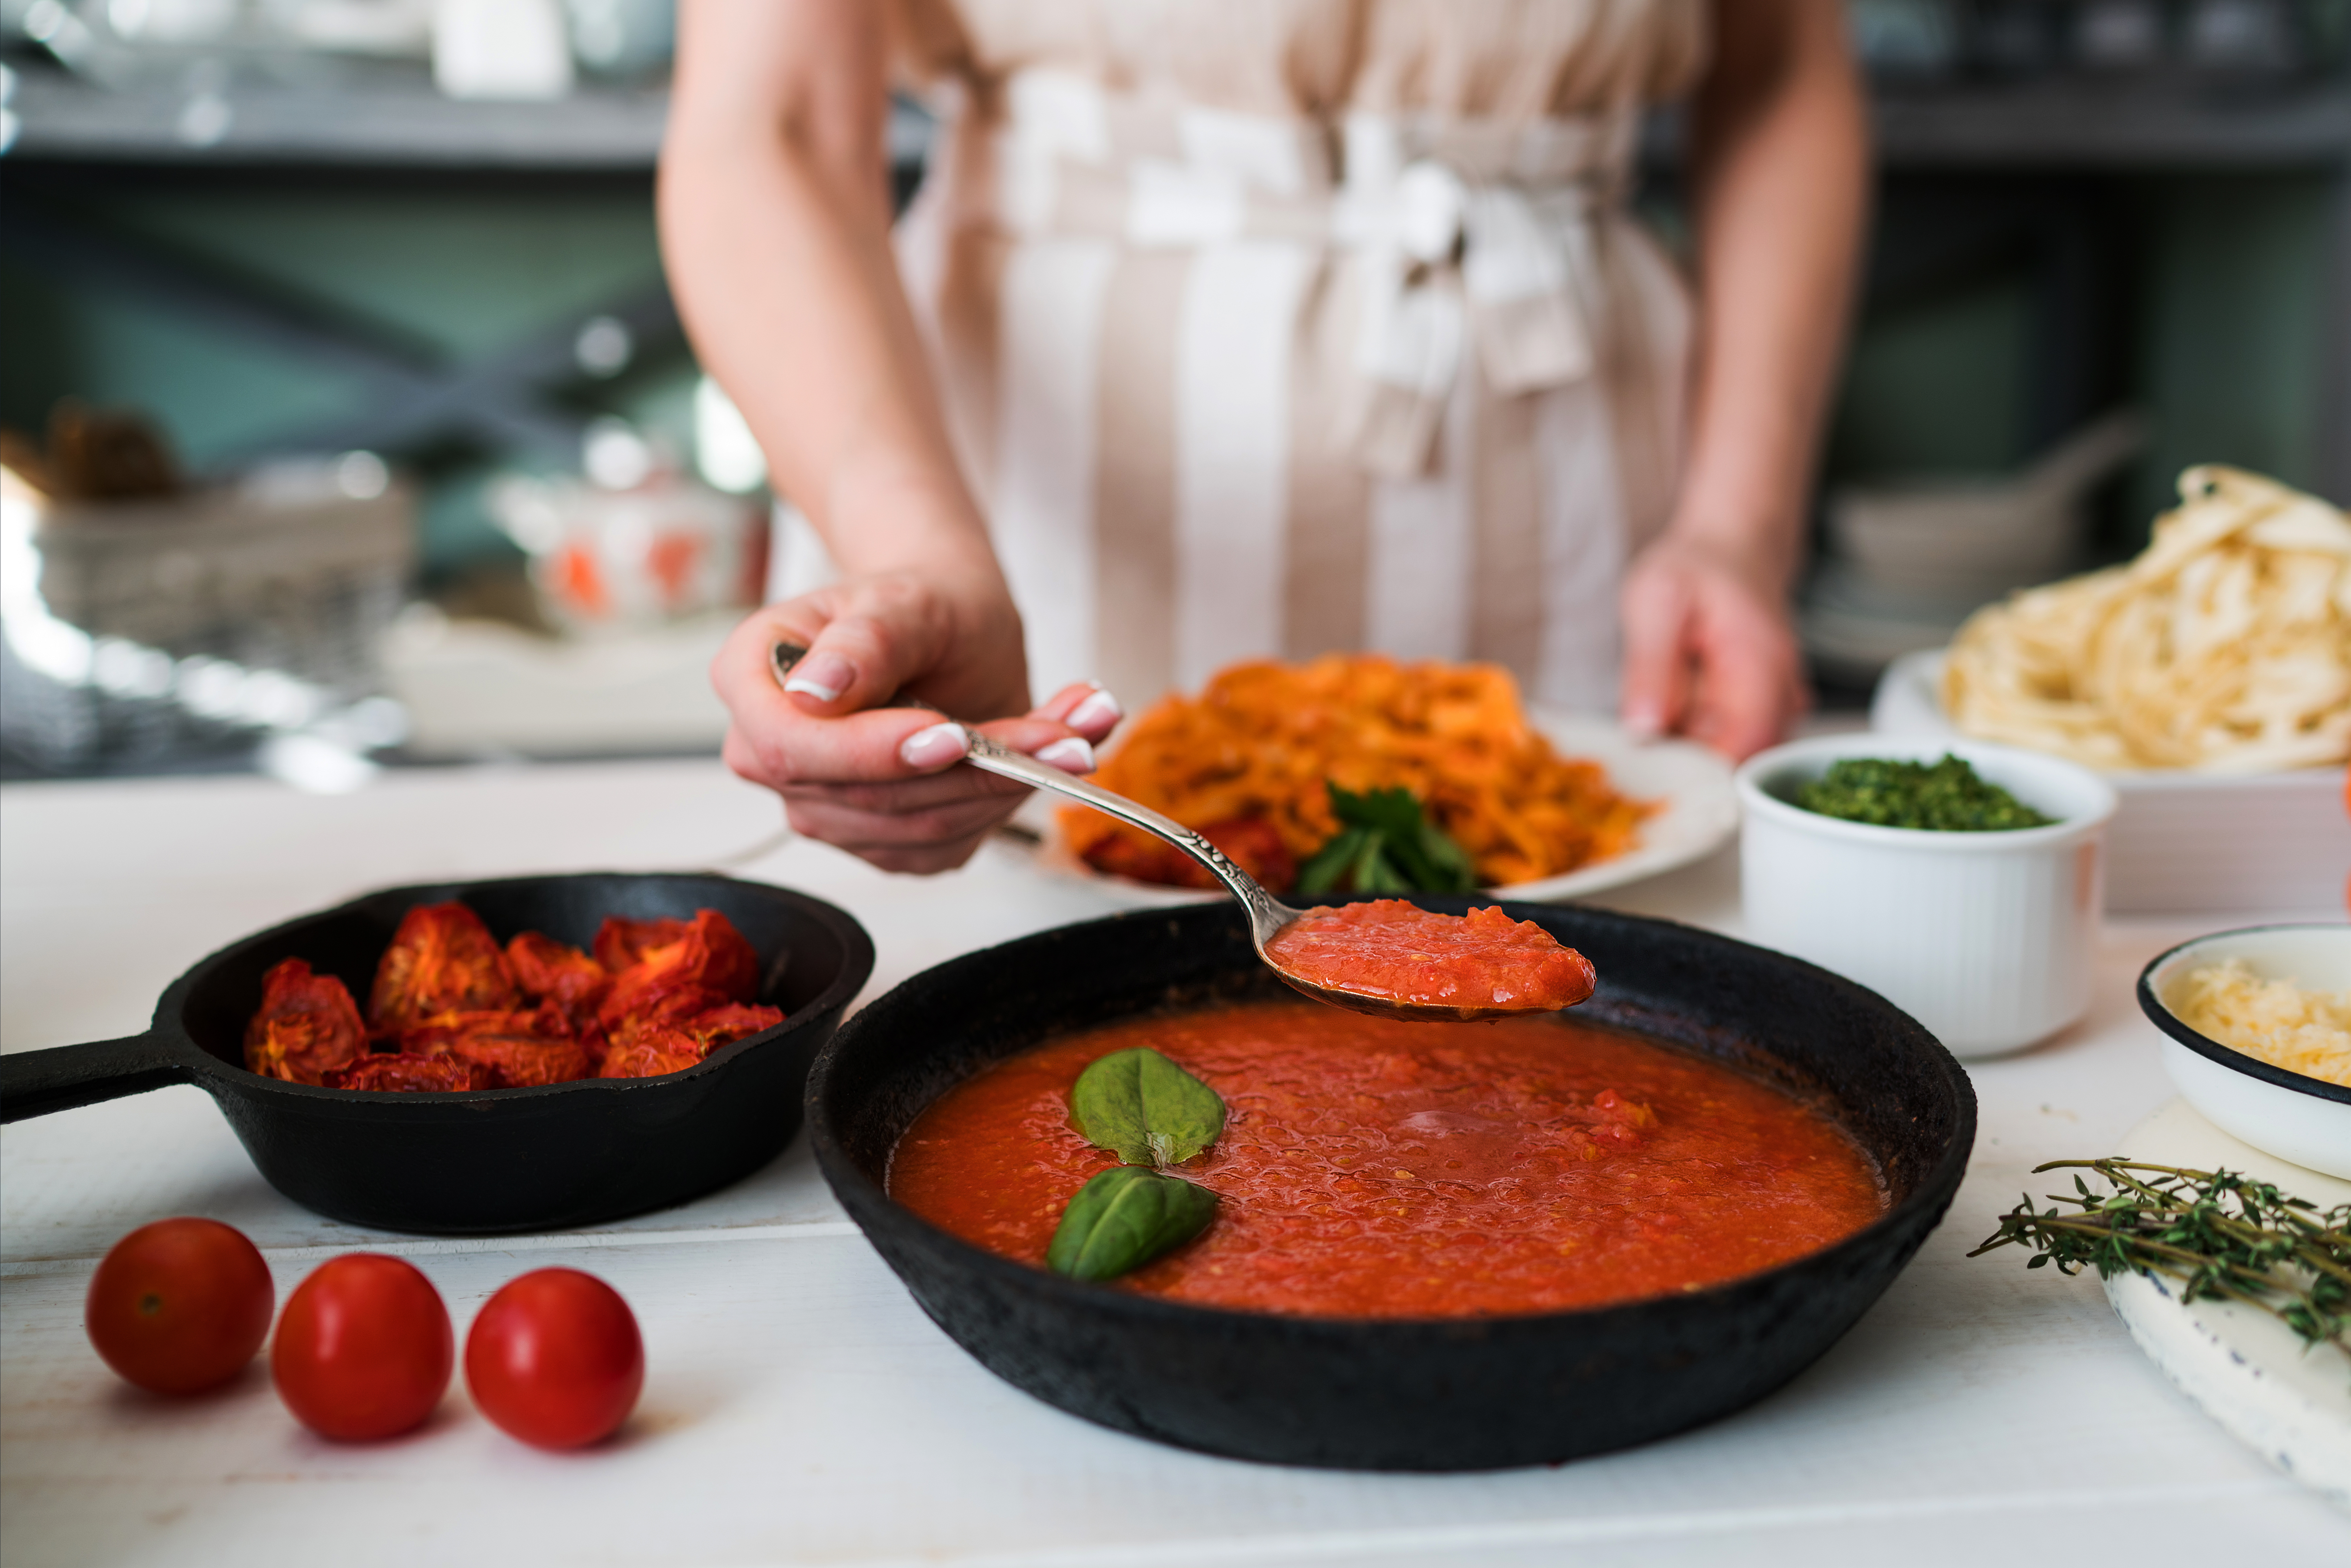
(1794, 755), (2056, 832)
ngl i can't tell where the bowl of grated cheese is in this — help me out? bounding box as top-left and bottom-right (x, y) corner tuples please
(2138, 925), (2351, 1178)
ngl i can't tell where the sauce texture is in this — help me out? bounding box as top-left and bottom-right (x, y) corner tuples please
(1266, 901), (1597, 1011)
(890, 1001), (1885, 1318)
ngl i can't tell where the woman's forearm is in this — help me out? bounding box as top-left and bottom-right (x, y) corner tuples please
(1672, 0), (1870, 588)
(659, 0), (1002, 590)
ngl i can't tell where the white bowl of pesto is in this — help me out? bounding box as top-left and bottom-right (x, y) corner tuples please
(2138, 924), (2351, 1179)
(1735, 736), (2118, 1059)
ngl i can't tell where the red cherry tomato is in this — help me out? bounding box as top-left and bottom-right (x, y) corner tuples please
(464, 1268), (643, 1449)
(84, 1218), (273, 1395)
(271, 1254), (452, 1441)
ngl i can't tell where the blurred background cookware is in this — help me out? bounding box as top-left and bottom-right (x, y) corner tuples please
(0, 405), (411, 780)
(1802, 409), (2145, 683)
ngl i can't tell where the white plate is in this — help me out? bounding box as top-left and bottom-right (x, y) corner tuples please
(2102, 1098), (2351, 1509)
(1012, 711), (1739, 908)
(1871, 649), (2350, 915)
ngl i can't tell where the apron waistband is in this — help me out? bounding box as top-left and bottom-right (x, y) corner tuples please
(985, 68), (1640, 479)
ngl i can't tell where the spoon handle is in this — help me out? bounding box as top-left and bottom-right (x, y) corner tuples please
(767, 641), (1285, 927)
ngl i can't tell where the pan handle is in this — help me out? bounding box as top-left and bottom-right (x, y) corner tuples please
(0, 1034), (195, 1123)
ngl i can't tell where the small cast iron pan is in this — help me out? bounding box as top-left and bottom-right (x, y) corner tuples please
(0, 872), (874, 1236)
(811, 898), (1974, 1472)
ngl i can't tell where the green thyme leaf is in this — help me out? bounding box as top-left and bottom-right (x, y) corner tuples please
(1069, 1047), (1227, 1168)
(1970, 1159), (2351, 1386)
(1295, 783), (1477, 895)
(1047, 1166), (1220, 1281)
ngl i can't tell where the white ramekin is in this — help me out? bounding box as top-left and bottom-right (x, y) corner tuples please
(1736, 736), (2119, 1059)
(2138, 924), (2351, 1179)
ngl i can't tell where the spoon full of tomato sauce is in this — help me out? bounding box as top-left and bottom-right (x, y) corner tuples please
(771, 644), (1596, 1023)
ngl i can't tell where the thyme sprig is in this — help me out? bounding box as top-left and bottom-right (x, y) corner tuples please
(1972, 1160), (2351, 1375)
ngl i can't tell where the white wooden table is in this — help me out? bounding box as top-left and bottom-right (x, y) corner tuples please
(3, 757), (2345, 1566)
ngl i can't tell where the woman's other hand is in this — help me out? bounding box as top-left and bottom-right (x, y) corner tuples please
(1625, 0), (1865, 761)
(711, 575), (1125, 873)
(1618, 533), (1808, 761)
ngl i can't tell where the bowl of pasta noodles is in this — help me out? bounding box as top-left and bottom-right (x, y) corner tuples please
(1020, 655), (1738, 908)
(1872, 467), (2351, 916)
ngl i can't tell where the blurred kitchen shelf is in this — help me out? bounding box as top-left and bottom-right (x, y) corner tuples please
(1865, 77), (2351, 167)
(2, 62), (665, 169)
(5, 55), (2343, 171)
(1645, 76), (2351, 170)
(0, 61), (933, 171)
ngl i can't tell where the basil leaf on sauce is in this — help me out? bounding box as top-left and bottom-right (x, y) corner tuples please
(1070, 1046), (1226, 1167)
(1046, 1166), (1220, 1281)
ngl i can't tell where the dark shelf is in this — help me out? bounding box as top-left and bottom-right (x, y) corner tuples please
(0, 62), (936, 172)
(2, 63), (666, 169)
(7, 61), (672, 170)
(1867, 77), (2351, 168)
(5, 58), (2344, 173)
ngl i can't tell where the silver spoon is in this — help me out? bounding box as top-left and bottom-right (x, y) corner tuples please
(769, 642), (1566, 1024)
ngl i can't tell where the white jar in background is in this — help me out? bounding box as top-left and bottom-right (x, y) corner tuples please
(1736, 736), (2118, 1059)
(434, 0), (574, 100)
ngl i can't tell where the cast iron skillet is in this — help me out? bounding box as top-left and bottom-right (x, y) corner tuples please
(0, 872), (874, 1236)
(811, 897), (1975, 1472)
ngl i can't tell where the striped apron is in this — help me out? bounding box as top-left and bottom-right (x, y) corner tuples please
(777, 47), (1695, 716)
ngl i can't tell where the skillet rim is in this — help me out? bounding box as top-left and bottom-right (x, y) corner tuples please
(809, 899), (1976, 1336)
(152, 869), (877, 1108)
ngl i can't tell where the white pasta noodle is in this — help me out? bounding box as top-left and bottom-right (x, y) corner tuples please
(1943, 467), (2351, 772)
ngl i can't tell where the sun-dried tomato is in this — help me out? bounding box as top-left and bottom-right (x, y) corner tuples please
(369, 903), (518, 1035)
(244, 959), (369, 1084)
(590, 917), (685, 975)
(572, 1017), (613, 1071)
(596, 1030), (707, 1080)
(672, 1002), (785, 1051)
(603, 984), (729, 1046)
(397, 1006), (594, 1089)
(259, 902), (772, 1094)
(324, 1053), (494, 1092)
(594, 1001), (783, 1080)
(594, 910), (759, 1027)
(505, 932), (611, 1026)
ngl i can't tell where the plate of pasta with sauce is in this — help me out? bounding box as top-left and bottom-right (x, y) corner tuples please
(1011, 653), (1738, 907)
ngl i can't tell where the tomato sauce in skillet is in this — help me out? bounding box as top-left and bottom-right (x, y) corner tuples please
(889, 1000), (1885, 1318)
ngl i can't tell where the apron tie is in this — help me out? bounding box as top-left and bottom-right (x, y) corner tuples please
(990, 69), (1636, 479)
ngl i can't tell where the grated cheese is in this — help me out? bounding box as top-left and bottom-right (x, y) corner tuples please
(2167, 959), (2351, 1087)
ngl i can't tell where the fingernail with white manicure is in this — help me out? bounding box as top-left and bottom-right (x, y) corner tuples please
(899, 721), (969, 769)
(1034, 737), (1096, 773)
(784, 651), (855, 704)
(1067, 686), (1124, 733)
